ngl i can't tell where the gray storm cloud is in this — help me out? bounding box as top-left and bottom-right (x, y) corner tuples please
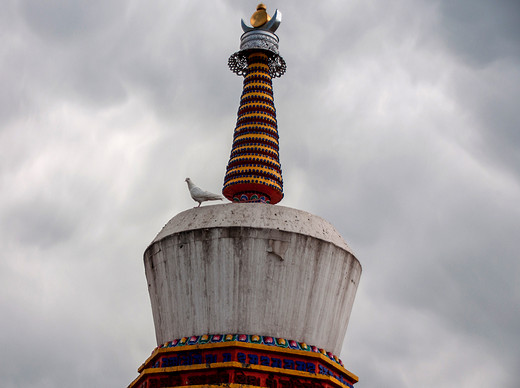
(1, 1), (519, 387)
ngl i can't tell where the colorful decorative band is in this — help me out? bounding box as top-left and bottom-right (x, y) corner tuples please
(231, 146), (278, 160)
(232, 135), (279, 148)
(157, 334), (345, 368)
(245, 73), (273, 83)
(244, 70), (273, 82)
(245, 65), (270, 73)
(245, 64), (270, 74)
(238, 100), (275, 110)
(242, 80), (273, 90)
(227, 155), (281, 169)
(247, 63), (270, 71)
(240, 93), (274, 104)
(223, 181), (283, 204)
(238, 103), (276, 115)
(246, 67), (270, 76)
(241, 88), (274, 100)
(223, 173), (282, 184)
(234, 125), (278, 139)
(223, 179), (282, 195)
(246, 65), (271, 73)
(226, 161), (281, 174)
(232, 192), (271, 203)
(245, 66), (271, 74)
(131, 342), (357, 388)
(227, 161), (281, 174)
(243, 79), (273, 90)
(239, 89), (275, 99)
(234, 124), (279, 138)
(233, 131), (278, 143)
(233, 133), (278, 146)
(237, 108), (277, 121)
(236, 115), (277, 128)
(242, 84), (274, 95)
(236, 111), (277, 121)
(240, 92), (274, 108)
(225, 167), (282, 183)
(223, 174), (282, 190)
(226, 163), (281, 174)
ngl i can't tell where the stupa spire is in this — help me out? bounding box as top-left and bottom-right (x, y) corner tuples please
(129, 6), (362, 387)
(223, 4), (286, 204)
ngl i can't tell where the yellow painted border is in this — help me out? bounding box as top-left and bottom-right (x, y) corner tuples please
(247, 62), (269, 69)
(234, 133), (278, 145)
(232, 144), (278, 155)
(240, 102), (276, 113)
(239, 109), (274, 116)
(243, 81), (273, 89)
(229, 155), (281, 168)
(224, 176), (281, 189)
(229, 166), (282, 180)
(138, 341), (358, 382)
(231, 145), (277, 155)
(241, 91), (274, 101)
(246, 70), (271, 78)
(234, 123), (277, 134)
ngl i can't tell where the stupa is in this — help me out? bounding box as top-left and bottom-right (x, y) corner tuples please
(129, 5), (362, 388)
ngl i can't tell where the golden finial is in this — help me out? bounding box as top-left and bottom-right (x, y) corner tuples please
(250, 3), (271, 28)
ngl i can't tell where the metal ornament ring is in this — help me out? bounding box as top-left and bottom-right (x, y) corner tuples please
(229, 52), (286, 78)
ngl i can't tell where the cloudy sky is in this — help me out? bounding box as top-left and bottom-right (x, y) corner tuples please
(2, 0), (520, 387)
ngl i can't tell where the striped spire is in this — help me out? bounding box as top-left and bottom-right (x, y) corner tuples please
(223, 5), (286, 204)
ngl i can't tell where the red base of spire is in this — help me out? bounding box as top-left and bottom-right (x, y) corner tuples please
(223, 183), (283, 204)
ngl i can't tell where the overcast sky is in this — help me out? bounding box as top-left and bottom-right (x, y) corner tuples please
(1, 1), (520, 387)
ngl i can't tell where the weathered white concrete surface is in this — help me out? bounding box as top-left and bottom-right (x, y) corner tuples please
(145, 203), (361, 355)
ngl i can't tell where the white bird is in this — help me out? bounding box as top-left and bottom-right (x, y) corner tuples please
(185, 177), (224, 207)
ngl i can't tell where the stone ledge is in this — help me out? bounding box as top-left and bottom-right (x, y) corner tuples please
(150, 203), (353, 254)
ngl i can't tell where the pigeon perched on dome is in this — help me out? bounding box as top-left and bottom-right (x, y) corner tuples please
(185, 178), (224, 207)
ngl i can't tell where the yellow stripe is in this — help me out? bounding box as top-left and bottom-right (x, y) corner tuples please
(229, 155), (280, 168)
(246, 70), (270, 78)
(248, 61), (269, 68)
(244, 81), (273, 89)
(232, 146), (278, 157)
(234, 133), (278, 145)
(234, 123), (277, 134)
(228, 166), (282, 180)
(241, 91), (273, 101)
(240, 102), (275, 112)
(138, 341), (358, 382)
(233, 143), (276, 149)
(225, 177), (282, 188)
(247, 65), (270, 72)
(238, 112), (276, 123)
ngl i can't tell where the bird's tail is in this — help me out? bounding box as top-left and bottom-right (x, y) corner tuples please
(205, 193), (224, 201)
